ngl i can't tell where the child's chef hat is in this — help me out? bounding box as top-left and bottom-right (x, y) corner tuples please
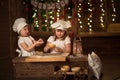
(13, 18), (28, 33)
(51, 20), (71, 31)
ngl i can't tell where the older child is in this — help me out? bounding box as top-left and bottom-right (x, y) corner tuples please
(13, 18), (44, 56)
(44, 20), (71, 53)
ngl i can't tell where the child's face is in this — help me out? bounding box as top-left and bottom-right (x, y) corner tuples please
(19, 26), (29, 37)
(55, 29), (65, 38)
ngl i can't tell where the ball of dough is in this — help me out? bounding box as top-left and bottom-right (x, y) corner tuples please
(71, 67), (80, 72)
(48, 43), (55, 48)
(61, 65), (70, 72)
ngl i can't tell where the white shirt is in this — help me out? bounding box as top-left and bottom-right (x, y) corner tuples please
(47, 36), (71, 53)
(18, 36), (35, 57)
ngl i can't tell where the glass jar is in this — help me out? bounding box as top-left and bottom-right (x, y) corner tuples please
(73, 37), (83, 56)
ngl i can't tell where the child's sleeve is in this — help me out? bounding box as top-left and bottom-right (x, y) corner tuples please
(29, 36), (35, 41)
(65, 36), (71, 44)
(47, 36), (55, 42)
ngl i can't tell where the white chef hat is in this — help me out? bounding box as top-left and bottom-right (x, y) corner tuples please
(51, 20), (71, 31)
(12, 18), (28, 34)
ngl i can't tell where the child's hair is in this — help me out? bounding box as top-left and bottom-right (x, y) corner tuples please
(53, 30), (67, 41)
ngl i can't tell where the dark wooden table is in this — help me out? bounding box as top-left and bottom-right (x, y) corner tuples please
(12, 54), (88, 80)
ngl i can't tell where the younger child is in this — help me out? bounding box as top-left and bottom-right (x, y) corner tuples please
(13, 18), (44, 56)
(44, 20), (71, 53)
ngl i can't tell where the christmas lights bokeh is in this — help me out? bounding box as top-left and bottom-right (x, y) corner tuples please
(24, 0), (117, 33)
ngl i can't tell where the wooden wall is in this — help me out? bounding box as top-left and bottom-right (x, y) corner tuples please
(0, 0), (10, 58)
(0, 0), (25, 58)
(81, 35), (120, 55)
(0, 0), (14, 80)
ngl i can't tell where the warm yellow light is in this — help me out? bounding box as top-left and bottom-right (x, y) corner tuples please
(57, 14), (60, 17)
(36, 25), (39, 27)
(90, 20), (92, 22)
(57, 0), (60, 2)
(101, 23), (104, 27)
(52, 17), (54, 19)
(57, 18), (59, 20)
(79, 21), (82, 24)
(87, 22), (90, 25)
(89, 28), (92, 32)
(87, 18), (90, 20)
(68, 16), (71, 18)
(112, 18), (115, 22)
(50, 21), (53, 24)
(32, 13), (36, 18)
(89, 25), (92, 28)
(45, 20), (47, 22)
(80, 25), (83, 28)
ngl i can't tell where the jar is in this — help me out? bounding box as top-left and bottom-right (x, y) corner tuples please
(73, 37), (83, 56)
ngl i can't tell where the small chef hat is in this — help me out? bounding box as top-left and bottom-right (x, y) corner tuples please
(13, 18), (28, 34)
(51, 20), (71, 31)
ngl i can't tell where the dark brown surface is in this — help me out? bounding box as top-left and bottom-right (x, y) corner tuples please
(0, 54), (120, 80)
(100, 54), (120, 80)
(13, 56), (88, 80)
(81, 35), (120, 55)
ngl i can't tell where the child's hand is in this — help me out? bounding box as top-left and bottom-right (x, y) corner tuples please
(38, 38), (44, 44)
(54, 47), (63, 53)
(35, 38), (44, 46)
(44, 43), (55, 52)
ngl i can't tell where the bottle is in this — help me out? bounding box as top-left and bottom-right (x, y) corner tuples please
(73, 37), (83, 56)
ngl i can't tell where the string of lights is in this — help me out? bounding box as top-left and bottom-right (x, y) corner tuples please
(77, 3), (83, 29)
(87, 0), (93, 32)
(111, 0), (116, 22)
(32, 8), (39, 31)
(99, 0), (105, 28)
(28, 0), (116, 32)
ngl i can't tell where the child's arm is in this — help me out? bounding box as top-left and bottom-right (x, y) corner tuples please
(44, 42), (51, 52)
(54, 43), (71, 53)
(44, 42), (55, 52)
(20, 40), (43, 52)
(33, 38), (44, 46)
(64, 43), (71, 53)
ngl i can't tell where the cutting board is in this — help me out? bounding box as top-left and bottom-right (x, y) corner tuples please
(25, 53), (70, 62)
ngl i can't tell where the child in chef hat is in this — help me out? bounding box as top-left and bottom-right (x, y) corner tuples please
(44, 20), (71, 53)
(13, 18), (44, 57)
